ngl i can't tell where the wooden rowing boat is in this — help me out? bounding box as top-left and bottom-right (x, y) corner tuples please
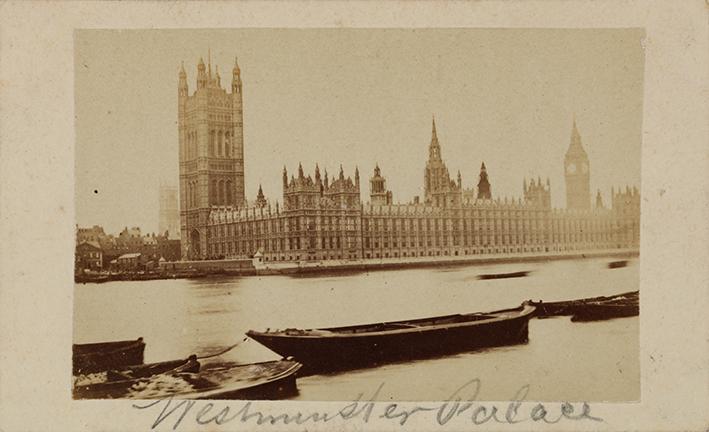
(73, 357), (302, 400)
(607, 260), (629, 269)
(179, 359), (302, 399)
(570, 303), (639, 322)
(477, 270), (530, 280)
(73, 338), (146, 374)
(531, 291), (639, 321)
(73, 355), (200, 399)
(127, 359), (303, 400)
(247, 303), (536, 374)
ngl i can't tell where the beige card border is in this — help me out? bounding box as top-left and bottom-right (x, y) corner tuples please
(1, 1), (707, 431)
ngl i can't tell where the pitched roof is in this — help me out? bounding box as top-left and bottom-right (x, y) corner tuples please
(77, 240), (101, 250)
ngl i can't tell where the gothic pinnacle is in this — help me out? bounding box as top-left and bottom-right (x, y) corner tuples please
(208, 47), (212, 77)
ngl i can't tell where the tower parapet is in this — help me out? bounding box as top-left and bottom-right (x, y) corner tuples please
(524, 176), (551, 209)
(282, 164), (361, 211)
(283, 163), (321, 211)
(370, 164), (393, 206)
(325, 165), (361, 209)
(477, 162), (492, 200)
(612, 186), (640, 213)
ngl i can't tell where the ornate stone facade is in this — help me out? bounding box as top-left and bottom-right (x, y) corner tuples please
(176, 60), (639, 262)
(200, 110), (639, 262)
(178, 55), (245, 259)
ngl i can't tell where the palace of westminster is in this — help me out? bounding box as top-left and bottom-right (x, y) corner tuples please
(178, 57), (640, 262)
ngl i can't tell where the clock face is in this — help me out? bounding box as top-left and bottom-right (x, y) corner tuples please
(567, 163), (576, 174)
(581, 162), (589, 174)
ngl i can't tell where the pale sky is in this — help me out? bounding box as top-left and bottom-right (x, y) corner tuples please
(75, 28), (644, 235)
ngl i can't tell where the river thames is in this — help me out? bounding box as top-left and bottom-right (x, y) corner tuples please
(74, 256), (639, 401)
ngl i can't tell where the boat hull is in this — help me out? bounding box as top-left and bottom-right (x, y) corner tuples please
(73, 360), (302, 400)
(173, 360), (302, 400)
(532, 291), (639, 320)
(247, 306), (534, 374)
(73, 357), (200, 399)
(477, 271), (530, 280)
(73, 338), (146, 374)
(570, 304), (639, 322)
(194, 368), (299, 400)
(607, 260), (629, 269)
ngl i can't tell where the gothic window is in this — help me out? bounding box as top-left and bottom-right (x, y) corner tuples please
(225, 132), (231, 157)
(226, 180), (233, 205)
(209, 130), (215, 156)
(218, 131), (224, 157)
(210, 179), (217, 205)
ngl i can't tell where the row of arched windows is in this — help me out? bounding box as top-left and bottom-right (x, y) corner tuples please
(210, 179), (234, 206)
(184, 129), (234, 159)
(209, 129), (231, 158)
(185, 179), (236, 208)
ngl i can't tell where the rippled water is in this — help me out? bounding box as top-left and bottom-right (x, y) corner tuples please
(74, 257), (639, 401)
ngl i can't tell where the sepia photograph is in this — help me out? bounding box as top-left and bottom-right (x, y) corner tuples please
(72, 28), (644, 403)
(2, 1), (709, 431)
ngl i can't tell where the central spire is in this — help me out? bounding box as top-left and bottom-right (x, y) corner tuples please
(431, 115), (440, 147)
(429, 115), (441, 161)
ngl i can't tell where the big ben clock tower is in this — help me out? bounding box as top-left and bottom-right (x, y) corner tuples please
(564, 118), (591, 210)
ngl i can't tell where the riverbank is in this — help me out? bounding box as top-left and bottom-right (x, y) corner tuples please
(256, 249), (638, 275)
(76, 249), (638, 283)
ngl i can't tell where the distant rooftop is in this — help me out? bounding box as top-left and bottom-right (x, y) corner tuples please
(117, 253), (141, 259)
